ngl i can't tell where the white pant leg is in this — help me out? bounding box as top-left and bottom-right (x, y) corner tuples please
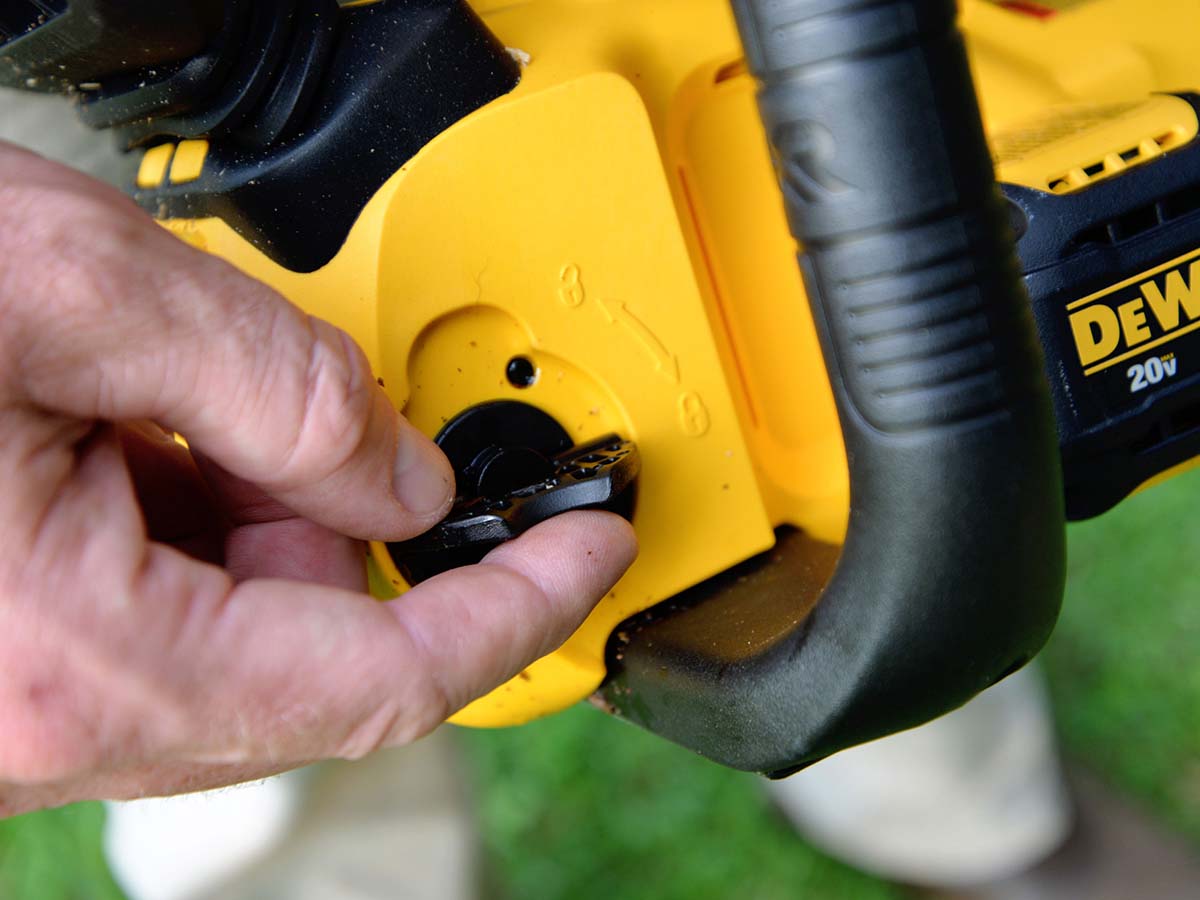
(767, 665), (1072, 887)
(103, 772), (307, 900)
(102, 730), (476, 900)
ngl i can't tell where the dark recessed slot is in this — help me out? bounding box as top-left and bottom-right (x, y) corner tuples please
(1159, 183), (1200, 221)
(1071, 203), (1163, 250)
(1073, 184), (1200, 252)
(1083, 161), (1106, 177)
(1167, 401), (1200, 439)
(714, 59), (748, 84)
(1120, 146), (1141, 162)
(1110, 203), (1161, 241)
(1072, 222), (1116, 248)
(1131, 422), (1169, 454)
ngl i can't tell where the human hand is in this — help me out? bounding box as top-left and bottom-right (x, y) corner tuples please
(0, 142), (637, 815)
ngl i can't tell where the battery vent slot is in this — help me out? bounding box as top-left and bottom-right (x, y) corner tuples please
(1070, 184), (1200, 250)
(1047, 132), (1186, 195)
(1132, 400), (1200, 455)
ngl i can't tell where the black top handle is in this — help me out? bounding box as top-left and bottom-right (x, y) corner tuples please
(602, 0), (1067, 775)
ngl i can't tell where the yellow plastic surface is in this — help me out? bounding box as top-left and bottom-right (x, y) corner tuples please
(962, 0), (1200, 133)
(669, 60), (848, 540)
(154, 0), (1200, 727)
(136, 144), (174, 189)
(994, 95), (1199, 194)
(370, 71), (773, 724)
(169, 139), (208, 184)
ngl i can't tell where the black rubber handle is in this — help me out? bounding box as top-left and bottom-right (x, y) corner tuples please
(0, 1), (223, 92)
(602, 0), (1066, 774)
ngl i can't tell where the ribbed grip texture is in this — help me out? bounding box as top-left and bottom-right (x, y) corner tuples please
(734, 0), (1041, 432)
(602, 0), (1067, 773)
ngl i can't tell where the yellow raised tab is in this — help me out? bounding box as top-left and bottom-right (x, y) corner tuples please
(136, 143), (175, 189)
(993, 95), (1199, 194)
(170, 140), (209, 184)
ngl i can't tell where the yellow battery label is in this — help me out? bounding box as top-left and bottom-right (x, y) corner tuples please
(1068, 247), (1200, 375)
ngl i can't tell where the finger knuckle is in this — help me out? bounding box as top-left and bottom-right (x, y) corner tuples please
(332, 703), (407, 760)
(333, 642), (452, 760)
(275, 320), (376, 489)
(2, 179), (137, 302)
(45, 216), (144, 322)
(337, 694), (445, 758)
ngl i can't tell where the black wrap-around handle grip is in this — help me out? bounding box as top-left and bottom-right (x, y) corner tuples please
(603, 0), (1066, 774)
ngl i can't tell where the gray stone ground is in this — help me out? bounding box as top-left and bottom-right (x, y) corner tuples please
(0, 87), (478, 900)
(0, 88), (130, 186)
(198, 739), (478, 900)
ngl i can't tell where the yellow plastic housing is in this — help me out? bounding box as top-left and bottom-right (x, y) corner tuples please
(168, 140), (208, 185)
(136, 143), (174, 189)
(157, 0), (1200, 726)
(994, 95), (1199, 194)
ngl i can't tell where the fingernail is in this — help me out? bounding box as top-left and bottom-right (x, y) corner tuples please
(394, 423), (454, 516)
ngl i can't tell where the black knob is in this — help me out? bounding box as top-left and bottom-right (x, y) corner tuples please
(463, 445), (555, 499)
(388, 401), (639, 585)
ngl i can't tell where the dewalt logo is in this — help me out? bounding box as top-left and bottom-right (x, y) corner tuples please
(1069, 248), (1200, 376)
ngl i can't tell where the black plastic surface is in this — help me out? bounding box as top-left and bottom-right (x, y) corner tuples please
(0, 0), (520, 273)
(1004, 95), (1200, 518)
(129, 0), (519, 272)
(0, 1), (221, 92)
(602, 0), (1066, 774)
(434, 400), (573, 499)
(390, 432), (639, 585)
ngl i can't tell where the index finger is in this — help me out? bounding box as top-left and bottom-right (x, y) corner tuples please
(0, 143), (453, 541)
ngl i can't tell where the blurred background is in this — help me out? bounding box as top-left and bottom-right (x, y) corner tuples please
(2, 79), (1199, 899)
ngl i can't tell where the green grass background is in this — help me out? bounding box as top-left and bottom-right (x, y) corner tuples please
(3, 470), (1198, 899)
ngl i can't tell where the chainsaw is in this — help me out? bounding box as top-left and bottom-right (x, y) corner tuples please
(3, 0), (1198, 776)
